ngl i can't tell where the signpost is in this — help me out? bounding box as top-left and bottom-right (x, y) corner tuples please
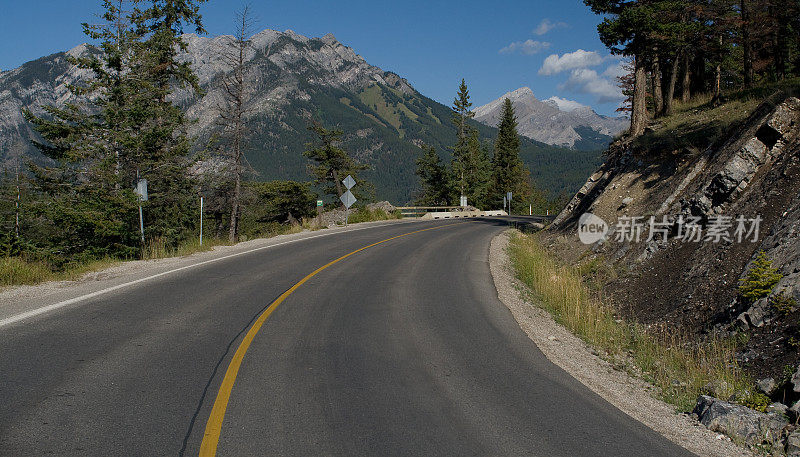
(134, 171), (147, 245)
(199, 196), (204, 246)
(506, 191), (513, 215)
(340, 175), (357, 226)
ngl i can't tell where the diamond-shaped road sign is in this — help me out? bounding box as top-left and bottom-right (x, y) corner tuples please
(340, 190), (356, 209)
(343, 175), (355, 190)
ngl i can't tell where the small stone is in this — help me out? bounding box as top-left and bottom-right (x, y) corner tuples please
(786, 429), (800, 457)
(790, 400), (800, 415)
(757, 377), (777, 396)
(766, 402), (788, 415)
(792, 365), (800, 393)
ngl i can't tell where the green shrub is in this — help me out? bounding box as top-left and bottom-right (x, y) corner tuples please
(739, 251), (782, 303)
(770, 292), (797, 316)
(737, 390), (771, 413)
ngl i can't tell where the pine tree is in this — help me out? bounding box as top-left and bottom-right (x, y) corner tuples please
(465, 132), (492, 208)
(23, 0), (207, 262)
(739, 251), (783, 303)
(124, 0), (207, 245)
(449, 79), (478, 204)
(490, 99), (532, 213)
(414, 145), (450, 206)
(452, 78), (474, 140)
(303, 123), (370, 205)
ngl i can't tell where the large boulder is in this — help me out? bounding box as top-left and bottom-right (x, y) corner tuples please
(693, 395), (788, 447)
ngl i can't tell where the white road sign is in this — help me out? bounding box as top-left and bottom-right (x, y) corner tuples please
(340, 190), (356, 209)
(135, 179), (148, 201)
(343, 175), (355, 190)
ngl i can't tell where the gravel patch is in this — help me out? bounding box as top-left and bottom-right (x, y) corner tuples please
(489, 230), (754, 457)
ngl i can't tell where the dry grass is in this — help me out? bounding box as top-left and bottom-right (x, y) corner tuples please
(142, 236), (231, 260)
(509, 231), (751, 411)
(0, 256), (121, 287)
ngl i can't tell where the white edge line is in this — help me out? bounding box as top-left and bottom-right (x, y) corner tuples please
(0, 220), (417, 329)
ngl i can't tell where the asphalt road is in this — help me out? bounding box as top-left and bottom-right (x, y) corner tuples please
(0, 219), (694, 456)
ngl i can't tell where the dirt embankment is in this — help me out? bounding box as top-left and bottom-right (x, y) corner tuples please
(545, 93), (800, 385)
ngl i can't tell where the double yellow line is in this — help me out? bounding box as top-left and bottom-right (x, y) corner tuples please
(199, 222), (458, 455)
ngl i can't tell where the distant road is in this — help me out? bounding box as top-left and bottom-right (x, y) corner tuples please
(0, 219), (692, 456)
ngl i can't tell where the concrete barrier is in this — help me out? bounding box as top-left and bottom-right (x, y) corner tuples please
(420, 210), (507, 220)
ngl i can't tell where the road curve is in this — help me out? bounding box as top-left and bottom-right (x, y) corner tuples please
(0, 219), (693, 456)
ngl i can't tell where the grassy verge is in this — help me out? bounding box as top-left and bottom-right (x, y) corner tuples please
(0, 256), (121, 287)
(508, 231), (758, 412)
(3, 229), (284, 288)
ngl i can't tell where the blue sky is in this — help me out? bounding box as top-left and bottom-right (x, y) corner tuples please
(0, 0), (625, 115)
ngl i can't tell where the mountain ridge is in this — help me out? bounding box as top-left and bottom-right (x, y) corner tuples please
(473, 86), (628, 149)
(0, 29), (602, 203)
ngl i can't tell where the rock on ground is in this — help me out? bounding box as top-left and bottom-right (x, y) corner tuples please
(693, 395), (788, 447)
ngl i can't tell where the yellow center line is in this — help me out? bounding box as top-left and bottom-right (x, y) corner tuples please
(199, 221), (461, 456)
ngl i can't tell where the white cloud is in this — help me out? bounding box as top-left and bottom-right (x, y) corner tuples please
(602, 60), (629, 79)
(559, 68), (624, 103)
(538, 49), (605, 75)
(533, 19), (568, 36)
(499, 40), (551, 55)
(544, 96), (587, 112)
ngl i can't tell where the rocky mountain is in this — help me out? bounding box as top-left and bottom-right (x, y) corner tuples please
(473, 87), (628, 150)
(0, 30), (600, 203)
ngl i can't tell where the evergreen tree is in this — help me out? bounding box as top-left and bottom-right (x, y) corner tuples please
(23, 0), (207, 263)
(303, 123), (370, 205)
(490, 99), (532, 213)
(414, 145), (450, 206)
(449, 79), (486, 205)
(452, 78), (474, 139)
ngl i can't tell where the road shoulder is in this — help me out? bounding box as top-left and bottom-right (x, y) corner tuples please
(489, 229), (753, 457)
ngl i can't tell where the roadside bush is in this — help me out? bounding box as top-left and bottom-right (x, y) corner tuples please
(347, 207), (401, 224)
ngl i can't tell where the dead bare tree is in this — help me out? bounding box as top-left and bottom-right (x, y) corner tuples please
(217, 4), (260, 243)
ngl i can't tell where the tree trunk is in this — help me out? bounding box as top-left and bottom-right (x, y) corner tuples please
(775, 19), (787, 81)
(664, 52), (680, 116)
(681, 51), (691, 103)
(652, 52), (663, 117)
(713, 36), (722, 102)
(630, 54), (648, 137)
(228, 161), (241, 243)
(742, 0), (753, 87)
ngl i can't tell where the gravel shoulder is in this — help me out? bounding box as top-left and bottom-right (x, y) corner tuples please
(489, 229), (754, 457)
(0, 219), (415, 325)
